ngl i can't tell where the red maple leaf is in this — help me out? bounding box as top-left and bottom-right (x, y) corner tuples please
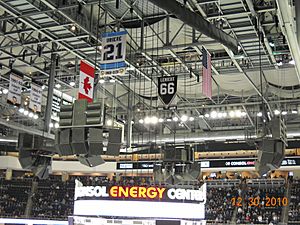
(83, 76), (92, 94)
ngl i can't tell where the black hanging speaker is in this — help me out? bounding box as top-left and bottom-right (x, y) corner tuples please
(71, 128), (88, 155)
(89, 128), (104, 155)
(106, 129), (122, 156)
(58, 129), (73, 156)
(18, 133), (34, 149)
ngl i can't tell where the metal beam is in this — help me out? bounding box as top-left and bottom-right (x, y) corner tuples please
(148, 0), (238, 53)
(244, 0), (278, 69)
(0, 118), (54, 140)
(44, 44), (57, 133)
(276, 0), (300, 83)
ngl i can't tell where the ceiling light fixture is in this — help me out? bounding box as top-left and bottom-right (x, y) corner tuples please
(150, 116), (158, 124)
(138, 119), (144, 124)
(144, 116), (151, 124)
(189, 117), (195, 121)
(274, 109), (280, 115)
(229, 111), (235, 118)
(2, 89), (8, 94)
(71, 25), (76, 31)
(257, 112), (263, 117)
(235, 110), (242, 118)
(210, 111), (217, 119)
(241, 112), (247, 117)
(180, 115), (188, 122)
(173, 117), (179, 122)
(217, 112), (223, 118)
(70, 81), (76, 87)
(55, 83), (61, 89)
(99, 79), (105, 84)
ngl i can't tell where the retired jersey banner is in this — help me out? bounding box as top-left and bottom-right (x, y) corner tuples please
(78, 61), (95, 103)
(100, 31), (127, 76)
(29, 82), (42, 113)
(158, 76), (177, 107)
(7, 74), (22, 106)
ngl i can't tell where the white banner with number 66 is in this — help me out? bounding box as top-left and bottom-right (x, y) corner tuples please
(158, 76), (178, 107)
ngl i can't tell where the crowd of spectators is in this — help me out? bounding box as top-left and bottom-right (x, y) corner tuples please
(31, 176), (74, 219)
(205, 186), (238, 223)
(288, 178), (300, 222)
(0, 177), (31, 218)
(236, 186), (285, 224)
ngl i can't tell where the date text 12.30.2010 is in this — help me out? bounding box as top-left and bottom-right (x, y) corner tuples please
(231, 196), (288, 207)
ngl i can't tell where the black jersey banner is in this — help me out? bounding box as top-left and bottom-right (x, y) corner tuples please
(158, 76), (177, 106)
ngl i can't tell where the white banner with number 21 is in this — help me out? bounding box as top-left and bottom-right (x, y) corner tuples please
(100, 31), (127, 64)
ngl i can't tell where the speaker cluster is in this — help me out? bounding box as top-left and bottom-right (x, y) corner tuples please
(153, 144), (200, 185)
(17, 133), (52, 179)
(55, 99), (123, 167)
(255, 117), (287, 176)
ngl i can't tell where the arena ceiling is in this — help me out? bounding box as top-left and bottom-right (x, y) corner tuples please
(0, 0), (300, 149)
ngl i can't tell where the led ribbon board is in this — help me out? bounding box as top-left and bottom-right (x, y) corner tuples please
(73, 184), (206, 219)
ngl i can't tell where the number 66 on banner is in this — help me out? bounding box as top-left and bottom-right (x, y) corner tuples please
(158, 76), (177, 107)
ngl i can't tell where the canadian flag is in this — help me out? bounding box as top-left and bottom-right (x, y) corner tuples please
(78, 60), (95, 103)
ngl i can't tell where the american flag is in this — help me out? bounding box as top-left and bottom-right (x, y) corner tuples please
(202, 46), (212, 98)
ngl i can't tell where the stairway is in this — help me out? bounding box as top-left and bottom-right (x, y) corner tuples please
(279, 179), (292, 225)
(24, 180), (39, 217)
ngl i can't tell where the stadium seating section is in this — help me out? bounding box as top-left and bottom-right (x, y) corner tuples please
(0, 173), (299, 225)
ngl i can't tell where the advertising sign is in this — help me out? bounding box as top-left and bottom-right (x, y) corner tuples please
(116, 157), (300, 170)
(73, 183), (206, 219)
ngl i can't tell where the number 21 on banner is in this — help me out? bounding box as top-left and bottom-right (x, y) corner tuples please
(101, 31), (127, 64)
(103, 43), (123, 61)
